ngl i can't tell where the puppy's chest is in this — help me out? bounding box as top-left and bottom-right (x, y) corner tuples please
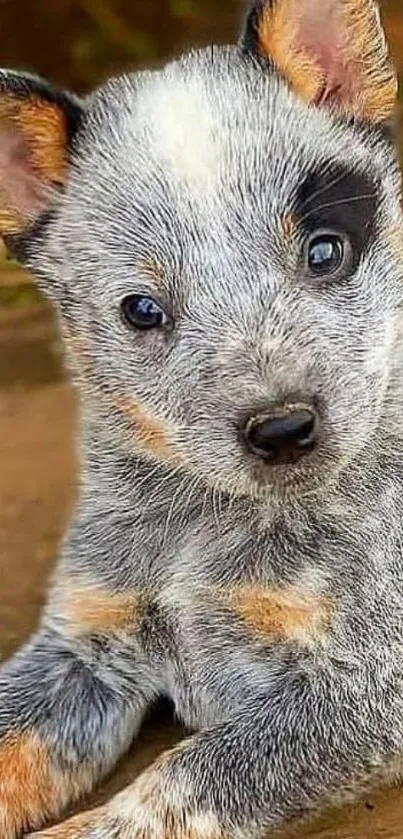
(150, 575), (332, 727)
(149, 507), (403, 722)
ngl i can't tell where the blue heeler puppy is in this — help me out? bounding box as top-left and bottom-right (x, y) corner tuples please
(0, 0), (402, 836)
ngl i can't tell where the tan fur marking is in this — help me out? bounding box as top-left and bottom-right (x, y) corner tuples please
(48, 742), (222, 839)
(117, 396), (177, 460)
(257, 0), (397, 122)
(0, 95), (68, 234)
(0, 189), (28, 235)
(138, 256), (167, 284)
(281, 212), (297, 239)
(111, 743), (223, 839)
(29, 807), (110, 837)
(63, 587), (142, 636)
(339, 0), (398, 121)
(221, 585), (334, 646)
(40, 806), (222, 839)
(0, 95), (67, 182)
(0, 731), (90, 836)
(259, 1), (322, 103)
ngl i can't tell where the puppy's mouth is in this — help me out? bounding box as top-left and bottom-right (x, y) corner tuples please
(236, 437), (339, 502)
(193, 449), (329, 506)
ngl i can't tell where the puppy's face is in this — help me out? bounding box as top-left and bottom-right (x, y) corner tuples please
(1, 0), (402, 501)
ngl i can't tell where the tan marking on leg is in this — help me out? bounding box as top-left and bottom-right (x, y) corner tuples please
(220, 585), (334, 647)
(28, 806), (111, 838)
(62, 587), (143, 637)
(0, 731), (92, 836)
(116, 396), (177, 461)
(107, 741), (223, 839)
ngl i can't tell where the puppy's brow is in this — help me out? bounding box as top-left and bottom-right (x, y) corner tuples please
(137, 257), (166, 282)
(298, 163), (377, 212)
(280, 212), (297, 239)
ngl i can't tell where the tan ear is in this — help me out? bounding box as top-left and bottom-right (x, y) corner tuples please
(242, 0), (398, 123)
(0, 72), (83, 236)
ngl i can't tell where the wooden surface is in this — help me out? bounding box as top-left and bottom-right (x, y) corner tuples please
(1, 299), (403, 838)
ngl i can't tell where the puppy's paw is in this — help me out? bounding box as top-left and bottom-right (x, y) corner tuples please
(29, 808), (123, 838)
(29, 757), (222, 839)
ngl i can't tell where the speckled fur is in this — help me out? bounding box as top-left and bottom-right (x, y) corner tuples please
(1, 1), (403, 837)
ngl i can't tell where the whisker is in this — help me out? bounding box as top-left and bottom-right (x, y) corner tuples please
(132, 460), (167, 496)
(299, 192), (377, 226)
(177, 472), (204, 536)
(218, 486), (224, 520)
(295, 167), (353, 211)
(202, 484), (210, 519)
(135, 462), (185, 529)
(162, 472), (190, 548)
(211, 482), (221, 532)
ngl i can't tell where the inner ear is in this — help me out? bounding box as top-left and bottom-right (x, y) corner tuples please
(241, 0), (398, 124)
(0, 72), (84, 237)
(0, 124), (50, 233)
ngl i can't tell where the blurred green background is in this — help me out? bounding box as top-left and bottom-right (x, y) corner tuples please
(0, 0), (402, 293)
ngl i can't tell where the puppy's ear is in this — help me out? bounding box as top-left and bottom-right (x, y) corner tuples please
(0, 71), (84, 239)
(241, 0), (398, 124)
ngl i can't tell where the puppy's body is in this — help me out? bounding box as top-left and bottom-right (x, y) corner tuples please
(1, 1), (403, 837)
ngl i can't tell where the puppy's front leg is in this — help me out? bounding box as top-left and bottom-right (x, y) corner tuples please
(0, 592), (161, 838)
(30, 665), (402, 838)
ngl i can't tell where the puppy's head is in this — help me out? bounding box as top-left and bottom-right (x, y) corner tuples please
(1, 0), (402, 502)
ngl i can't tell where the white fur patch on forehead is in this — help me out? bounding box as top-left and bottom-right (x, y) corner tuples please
(135, 72), (222, 189)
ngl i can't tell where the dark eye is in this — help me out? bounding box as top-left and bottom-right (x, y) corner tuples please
(121, 294), (169, 330)
(305, 231), (354, 280)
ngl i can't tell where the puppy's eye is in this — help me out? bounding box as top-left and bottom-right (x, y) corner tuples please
(121, 294), (168, 330)
(305, 231), (354, 280)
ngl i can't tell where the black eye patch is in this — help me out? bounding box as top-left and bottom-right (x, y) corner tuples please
(295, 162), (380, 265)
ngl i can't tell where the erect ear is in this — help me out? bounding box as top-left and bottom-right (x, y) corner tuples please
(0, 71), (84, 239)
(241, 0), (398, 124)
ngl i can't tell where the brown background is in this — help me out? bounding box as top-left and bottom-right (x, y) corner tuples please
(0, 0), (401, 94)
(1, 1), (403, 837)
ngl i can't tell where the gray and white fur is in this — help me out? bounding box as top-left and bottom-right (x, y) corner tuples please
(1, 0), (403, 837)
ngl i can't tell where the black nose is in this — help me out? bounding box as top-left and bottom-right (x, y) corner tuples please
(244, 405), (318, 462)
